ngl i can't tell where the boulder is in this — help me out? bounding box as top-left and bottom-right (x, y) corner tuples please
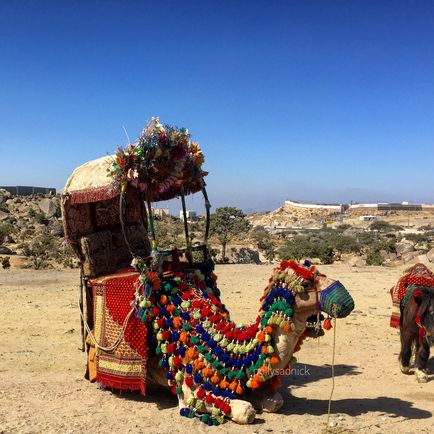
(380, 250), (397, 263)
(401, 251), (419, 263)
(0, 188), (11, 204)
(346, 255), (367, 267)
(0, 210), (10, 221)
(417, 254), (431, 266)
(50, 220), (64, 237)
(38, 198), (58, 218)
(227, 247), (261, 264)
(427, 247), (434, 263)
(0, 246), (15, 255)
(396, 241), (415, 256)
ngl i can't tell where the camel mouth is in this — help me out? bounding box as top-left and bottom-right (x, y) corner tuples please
(319, 280), (355, 318)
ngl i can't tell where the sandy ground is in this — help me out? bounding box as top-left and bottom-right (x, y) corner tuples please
(0, 264), (433, 434)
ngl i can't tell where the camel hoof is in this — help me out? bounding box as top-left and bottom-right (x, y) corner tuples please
(262, 392), (284, 413)
(415, 369), (429, 383)
(399, 363), (412, 375)
(230, 400), (256, 424)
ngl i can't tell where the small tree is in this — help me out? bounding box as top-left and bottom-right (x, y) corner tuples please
(210, 207), (251, 262)
(1, 256), (11, 270)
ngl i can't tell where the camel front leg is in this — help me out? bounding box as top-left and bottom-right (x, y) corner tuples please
(247, 387), (284, 413)
(179, 383), (256, 424)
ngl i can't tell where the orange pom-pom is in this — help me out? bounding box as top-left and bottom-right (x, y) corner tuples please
(173, 317), (182, 329)
(211, 374), (220, 385)
(160, 295), (168, 305)
(187, 347), (197, 359)
(270, 356), (280, 365)
(261, 346), (268, 354)
(323, 318), (332, 330)
(283, 323), (291, 333)
(236, 384), (244, 395)
(257, 332), (265, 342)
(229, 381), (239, 391)
(219, 378), (230, 389)
(265, 326), (273, 334)
(166, 305), (175, 314)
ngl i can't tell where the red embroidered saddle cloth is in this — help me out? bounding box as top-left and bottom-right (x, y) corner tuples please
(390, 264), (434, 328)
(88, 269), (147, 395)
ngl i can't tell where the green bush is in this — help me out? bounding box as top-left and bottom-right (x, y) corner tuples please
(0, 203), (10, 213)
(369, 220), (403, 232)
(279, 236), (334, 264)
(1, 256), (11, 269)
(366, 248), (384, 266)
(0, 222), (14, 244)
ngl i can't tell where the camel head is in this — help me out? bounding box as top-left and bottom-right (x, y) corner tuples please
(268, 261), (354, 321)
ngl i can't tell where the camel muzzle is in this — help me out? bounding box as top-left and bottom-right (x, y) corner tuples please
(320, 281), (355, 318)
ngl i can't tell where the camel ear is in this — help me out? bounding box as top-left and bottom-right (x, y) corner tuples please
(413, 289), (423, 305)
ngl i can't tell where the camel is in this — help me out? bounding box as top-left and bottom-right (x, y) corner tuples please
(136, 260), (355, 425)
(392, 264), (434, 383)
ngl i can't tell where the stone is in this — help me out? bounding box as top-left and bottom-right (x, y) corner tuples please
(0, 246), (15, 255)
(396, 242), (415, 256)
(50, 220), (64, 237)
(0, 188), (11, 204)
(0, 210), (10, 221)
(346, 255), (367, 267)
(38, 198), (58, 218)
(227, 247), (261, 264)
(401, 251), (419, 263)
(426, 247), (434, 263)
(416, 254), (430, 266)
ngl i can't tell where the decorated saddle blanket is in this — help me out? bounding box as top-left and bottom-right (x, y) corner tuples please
(390, 264), (434, 328)
(88, 269), (147, 395)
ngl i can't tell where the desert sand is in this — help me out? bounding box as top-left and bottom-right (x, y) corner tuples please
(0, 264), (433, 434)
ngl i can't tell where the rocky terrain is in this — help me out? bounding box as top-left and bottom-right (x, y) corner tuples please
(0, 188), (75, 269)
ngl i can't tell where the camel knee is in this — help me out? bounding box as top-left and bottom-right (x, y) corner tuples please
(261, 391), (284, 413)
(230, 400), (256, 424)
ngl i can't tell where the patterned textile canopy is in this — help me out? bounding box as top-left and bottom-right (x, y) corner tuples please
(63, 155), (119, 205)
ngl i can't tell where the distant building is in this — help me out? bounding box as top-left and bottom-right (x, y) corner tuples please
(152, 207), (170, 218)
(285, 199), (343, 212)
(359, 215), (376, 222)
(179, 210), (198, 222)
(0, 185), (56, 196)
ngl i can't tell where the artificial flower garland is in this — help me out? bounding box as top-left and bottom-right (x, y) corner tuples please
(109, 117), (207, 201)
(133, 260), (324, 425)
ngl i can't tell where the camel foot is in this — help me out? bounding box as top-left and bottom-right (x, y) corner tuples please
(399, 362), (412, 375)
(230, 399), (256, 424)
(415, 369), (429, 383)
(261, 391), (284, 413)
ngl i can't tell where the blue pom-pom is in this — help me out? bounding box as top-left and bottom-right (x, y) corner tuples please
(196, 324), (205, 334)
(181, 311), (190, 320)
(204, 381), (212, 391)
(173, 296), (182, 306)
(180, 408), (190, 417)
(159, 307), (167, 316)
(166, 372), (173, 380)
(161, 358), (169, 368)
(212, 387), (221, 396)
(178, 344), (186, 356)
(202, 333), (210, 341)
(194, 373), (202, 384)
(185, 364), (193, 374)
(171, 331), (180, 342)
(166, 317), (173, 328)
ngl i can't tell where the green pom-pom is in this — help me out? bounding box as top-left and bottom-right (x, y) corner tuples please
(176, 386), (183, 395)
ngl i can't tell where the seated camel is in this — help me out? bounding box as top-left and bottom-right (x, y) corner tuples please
(135, 260), (354, 424)
(391, 264), (434, 383)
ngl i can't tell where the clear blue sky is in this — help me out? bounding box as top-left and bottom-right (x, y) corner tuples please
(1, 0), (434, 213)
